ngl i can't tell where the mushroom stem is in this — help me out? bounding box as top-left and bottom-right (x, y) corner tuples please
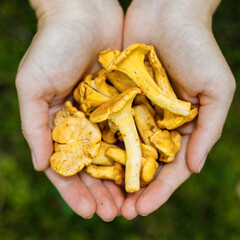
(105, 147), (126, 165)
(109, 100), (142, 192)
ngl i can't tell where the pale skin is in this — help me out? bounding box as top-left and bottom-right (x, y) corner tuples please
(16, 0), (235, 220)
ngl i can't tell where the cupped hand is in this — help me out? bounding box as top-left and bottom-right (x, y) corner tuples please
(16, 0), (124, 220)
(121, 0), (236, 219)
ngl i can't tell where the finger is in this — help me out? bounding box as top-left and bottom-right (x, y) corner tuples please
(16, 74), (53, 171)
(45, 168), (96, 219)
(121, 188), (145, 220)
(136, 136), (192, 216)
(80, 171), (118, 221)
(120, 163), (164, 219)
(103, 180), (125, 216)
(177, 120), (196, 136)
(187, 86), (234, 173)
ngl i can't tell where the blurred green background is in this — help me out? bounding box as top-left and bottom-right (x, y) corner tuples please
(0, 0), (240, 239)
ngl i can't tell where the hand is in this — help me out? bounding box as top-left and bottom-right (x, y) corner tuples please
(16, 0), (124, 221)
(121, 0), (236, 219)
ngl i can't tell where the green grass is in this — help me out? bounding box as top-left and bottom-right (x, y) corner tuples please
(0, 0), (240, 239)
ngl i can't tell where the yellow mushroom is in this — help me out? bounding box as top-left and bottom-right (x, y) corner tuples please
(86, 69), (119, 97)
(157, 108), (198, 130)
(98, 49), (136, 92)
(133, 104), (159, 145)
(105, 146), (126, 165)
(107, 43), (191, 116)
(54, 100), (85, 126)
(50, 102), (101, 176)
(106, 142), (159, 187)
(73, 69), (119, 115)
(105, 143), (158, 166)
(147, 45), (198, 129)
(98, 49), (121, 69)
(144, 61), (155, 79)
(140, 144), (159, 187)
(154, 105), (164, 119)
(91, 141), (115, 166)
(140, 157), (159, 187)
(101, 120), (118, 144)
(133, 104), (181, 163)
(150, 129), (182, 163)
(90, 87), (142, 192)
(85, 162), (124, 185)
(141, 143), (158, 160)
(134, 94), (156, 117)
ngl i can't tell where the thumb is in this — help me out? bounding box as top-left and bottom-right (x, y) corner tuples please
(16, 48), (54, 171)
(187, 71), (235, 173)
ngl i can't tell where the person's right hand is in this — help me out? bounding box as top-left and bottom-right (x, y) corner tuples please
(16, 0), (124, 221)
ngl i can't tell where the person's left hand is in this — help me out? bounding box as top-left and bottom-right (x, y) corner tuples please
(120, 0), (235, 219)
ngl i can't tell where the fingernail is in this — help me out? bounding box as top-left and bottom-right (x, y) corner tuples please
(85, 215), (94, 220)
(126, 216), (137, 220)
(140, 214), (149, 217)
(103, 219), (114, 222)
(31, 151), (37, 170)
(198, 155), (207, 172)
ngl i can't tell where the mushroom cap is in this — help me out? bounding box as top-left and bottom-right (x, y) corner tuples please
(90, 87), (142, 123)
(102, 122), (118, 144)
(141, 157), (159, 184)
(141, 143), (158, 160)
(157, 107), (198, 130)
(113, 162), (124, 185)
(74, 70), (119, 115)
(98, 49), (121, 69)
(50, 152), (93, 177)
(52, 116), (101, 144)
(85, 69), (119, 98)
(107, 43), (149, 73)
(150, 129), (182, 162)
(54, 101), (85, 126)
(50, 103), (101, 176)
(91, 141), (114, 166)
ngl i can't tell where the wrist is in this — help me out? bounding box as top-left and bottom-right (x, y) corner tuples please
(29, 0), (122, 28)
(132, 0), (221, 26)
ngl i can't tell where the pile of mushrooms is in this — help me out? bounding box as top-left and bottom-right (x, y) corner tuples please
(50, 43), (198, 193)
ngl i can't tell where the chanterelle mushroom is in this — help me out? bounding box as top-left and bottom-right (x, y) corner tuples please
(98, 49), (121, 69)
(90, 87), (142, 192)
(50, 101), (101, 176)
(150, 130), (182, 163)
(85, 162), (124, 185)
(54, 100), (85, 126)
(133, 104), (159, 145)
(107, 43), (191, 116)
(91, 141), (114, 166)
(73, 69), (119, 115)
(141, 157), (159, 187)
(98, 49), (136, 92)
(134, 93), (156, 117)
(134, 104), (181, 163)
(105, 146), (126, 165)
(147, 45), (198, 129)
(101, 121), (118, 144)
(106, 143), (159, 187)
